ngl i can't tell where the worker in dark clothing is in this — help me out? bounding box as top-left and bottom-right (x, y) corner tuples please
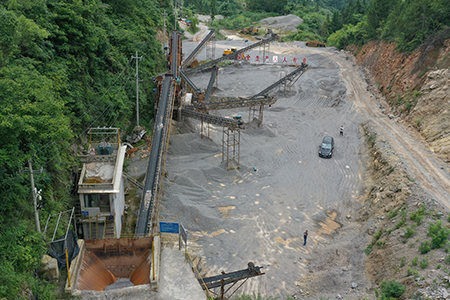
(340, 125), (344, 136)
(303, 230), (308, 246)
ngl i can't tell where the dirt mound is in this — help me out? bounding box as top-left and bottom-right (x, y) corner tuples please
(260, 14), (303, 32)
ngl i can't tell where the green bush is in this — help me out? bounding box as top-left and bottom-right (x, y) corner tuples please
(445, 254), (450, 264)
(378, 280), (406, 299)
(420, 257), (429, 269)
(412, 256), (418, 266)
(407, 268), (419, 278)
(419, 241), (431, 254)
(395, 217), (406, 230)
(403, 226), (415, 239)
(388, 209), (399, 219)
(410, 207), (427, 225)
(428, 220), (450, 249)
(327, 19), (368, 49)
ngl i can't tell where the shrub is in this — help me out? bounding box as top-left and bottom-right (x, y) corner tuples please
(403, 226), (415, 238)
(419, 241), (431, 254)
(428, 221), (450, 249)
(407, 268), (419, 278)
(412, 256), (418, 266)
(395, 217), (406, 229)
(388, 209), (399, 219)
(378, 280), (406, 299)
(401, 209), (408, 218)
(445, 254), (450, 264)
(410, 206), (427, 225)
(420, 257), (429, 269)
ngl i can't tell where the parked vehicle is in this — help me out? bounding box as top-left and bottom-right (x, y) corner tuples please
(240, 26), (258, 35)
(223, 47), (237, 56)
(306, 40), (326, 47)
(318, 136), (334, 158)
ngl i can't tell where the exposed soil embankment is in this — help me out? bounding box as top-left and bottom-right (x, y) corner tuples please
(349, 39), (450, 159)
(360, 122), (450, 299)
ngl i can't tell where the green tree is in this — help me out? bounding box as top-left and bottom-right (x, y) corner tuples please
(246, 0), (287, 13)
(211, 0), (216, 23)
(366, 0), (395, 38)
(329, 10), (342, 34)
(0, 1), (167, 297)
(218, 0), (240, 17)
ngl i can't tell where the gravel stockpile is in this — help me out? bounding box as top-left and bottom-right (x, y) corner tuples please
(260, 14), (303, 32)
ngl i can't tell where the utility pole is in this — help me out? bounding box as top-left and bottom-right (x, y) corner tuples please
(131, 51), (143, 127)
(162, 10), (167, 52)
(21, 160), (43, 232)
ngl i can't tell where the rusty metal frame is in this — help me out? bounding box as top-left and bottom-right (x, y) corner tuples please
(248, 105), (264, 128)
(222, 127), (240, 169)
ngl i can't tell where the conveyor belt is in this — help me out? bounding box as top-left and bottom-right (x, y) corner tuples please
(204, 65), (217, 102)
(136, 30), (181, 235)
(249, 63), (308, 99)
(187, 95), (277, 111)
(181, 109), (243, 128)
(184, 30), (216, 67)
(136, 75), (173, 235)
(180, 70), (202, 96)
(185, 34), (279, 75)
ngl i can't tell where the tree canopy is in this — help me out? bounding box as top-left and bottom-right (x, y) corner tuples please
(0, 0), (169, 298)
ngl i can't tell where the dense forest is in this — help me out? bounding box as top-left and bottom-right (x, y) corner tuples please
(0, 0), (173, 298)
(190, 0), (449, 52)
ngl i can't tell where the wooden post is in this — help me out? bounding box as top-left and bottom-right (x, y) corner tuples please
(65, 248), (71, 287)
(152, 239), (156, 280)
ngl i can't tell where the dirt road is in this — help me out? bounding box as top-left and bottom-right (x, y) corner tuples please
(160, 31), (450, 299)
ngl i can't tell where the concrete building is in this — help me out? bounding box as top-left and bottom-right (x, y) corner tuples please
(77, 127), (127, 239)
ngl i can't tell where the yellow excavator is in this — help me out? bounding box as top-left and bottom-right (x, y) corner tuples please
(223, 47), (237, 56)
(222, 47), (245, 60)
(240, 27), (259, 35)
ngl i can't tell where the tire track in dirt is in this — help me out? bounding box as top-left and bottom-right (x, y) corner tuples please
(328, 55), (450, 207)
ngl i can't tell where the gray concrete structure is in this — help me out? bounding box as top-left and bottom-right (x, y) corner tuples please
(78, 141), (127, 239)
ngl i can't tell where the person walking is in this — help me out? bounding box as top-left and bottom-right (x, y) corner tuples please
(340, 125), (344, 136)
(303, 230), (308, 246)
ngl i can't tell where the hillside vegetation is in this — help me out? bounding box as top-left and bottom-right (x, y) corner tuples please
(189, 0), (450, 53)
(0, 0), (171, 298)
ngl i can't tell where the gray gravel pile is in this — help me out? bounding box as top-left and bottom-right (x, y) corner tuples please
(260, 14), (303, 32)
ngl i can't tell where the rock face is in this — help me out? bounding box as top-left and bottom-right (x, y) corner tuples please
(351, 39), (450, 159)
(39, 255), (59, 283)
(260, 14), (303, 32)
(411, 68), (450, 157)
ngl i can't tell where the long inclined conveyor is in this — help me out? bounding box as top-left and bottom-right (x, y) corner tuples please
(136, 31), (180, 236)
(204, 65), (217, 102)
(181, 109), (243, 128)
(136, 75), (173, 235)
(180, 70), (202, 96)
(184, 30), (216, 67)
(249, 62), (308, 99)
(185, 33), (279, 75)
(187, 95), (277, 111)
